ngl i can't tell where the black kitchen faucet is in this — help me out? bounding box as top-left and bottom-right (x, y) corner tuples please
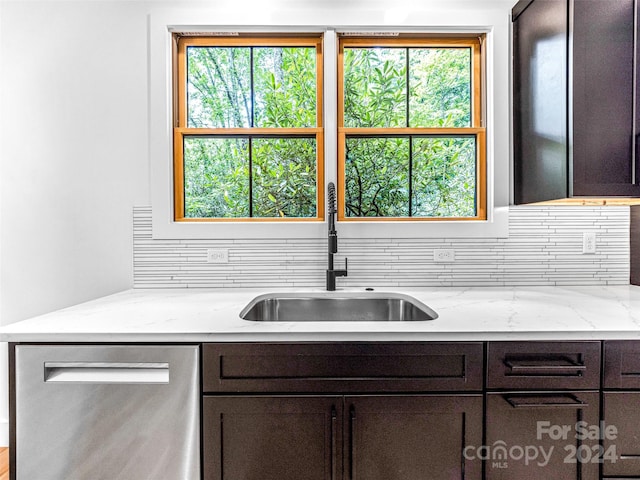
(326, 182), (348, 290)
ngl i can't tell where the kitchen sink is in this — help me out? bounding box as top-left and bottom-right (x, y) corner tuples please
(240, 292), (438, 321)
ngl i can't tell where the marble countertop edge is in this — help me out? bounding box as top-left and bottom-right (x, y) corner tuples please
(2, 285), (640, 342)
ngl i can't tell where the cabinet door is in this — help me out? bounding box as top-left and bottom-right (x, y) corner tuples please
(203, 396), (342, 480)
(345, 395), (482, 480)
(486, 392), (599, 480)
(603, 392), (640, 476)
(604, 340), (640, 389)
(513, 0), (569, 204)
(572, 0), (640, 196)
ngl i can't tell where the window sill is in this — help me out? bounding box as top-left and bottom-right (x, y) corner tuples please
(151, 207), (508, 239)
(530, 197), (640, 206)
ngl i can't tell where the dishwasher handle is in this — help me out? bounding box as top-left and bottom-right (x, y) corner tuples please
(44, 362), (170, 384)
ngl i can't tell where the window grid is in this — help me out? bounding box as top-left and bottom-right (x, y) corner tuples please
(337, 36), (487, 221)
(173, 34), (486, 223)
(173, 35), (325, 222)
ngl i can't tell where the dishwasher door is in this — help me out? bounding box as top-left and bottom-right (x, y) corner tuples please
(15, 345), (200, 480)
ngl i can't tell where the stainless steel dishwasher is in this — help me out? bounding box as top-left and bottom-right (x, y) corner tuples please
(14, 344), (200, 480)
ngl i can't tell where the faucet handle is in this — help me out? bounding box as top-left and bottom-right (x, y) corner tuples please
(337, 257), (348, 277)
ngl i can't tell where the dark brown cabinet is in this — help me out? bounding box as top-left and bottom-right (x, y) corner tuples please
(202, 342), (483, 393)
(345, 395), (482, 480)
(513, 0), (568, 203)
(202, 342), (483, 480)
(487, 341), (601, 390)
(602, 341), (640, 478)
(604, 340), (640, 389)
(486, 341), (600, 480)
(572, 0), (638, 197)
(513, 0), (640, 203)
(203, 396), (342, 480)
(486, 392), (599, 479)
(203, 394), (482, 480)
(602, 392), (640, 477)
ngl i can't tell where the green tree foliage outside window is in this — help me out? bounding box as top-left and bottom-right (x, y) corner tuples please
(178, 39), (320, 219)
(342, 42), (480, 219)
(175, 35), (484, 222)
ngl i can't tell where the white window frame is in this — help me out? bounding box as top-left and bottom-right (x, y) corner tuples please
(149, 6), (510, 239)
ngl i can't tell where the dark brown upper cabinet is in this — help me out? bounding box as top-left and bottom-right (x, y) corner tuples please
(513, 0), (640, 204)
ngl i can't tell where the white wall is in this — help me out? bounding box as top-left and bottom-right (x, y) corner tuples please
(0, 0), (152, 444)
(0, 0), (5, 449)
(0, 0), (150, 323)
(0, 0), (517, 446)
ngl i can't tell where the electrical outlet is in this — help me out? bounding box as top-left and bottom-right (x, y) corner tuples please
(207, 248), (229, 263)
(434, 249), (455, 263)
(582, 232), (596, 254)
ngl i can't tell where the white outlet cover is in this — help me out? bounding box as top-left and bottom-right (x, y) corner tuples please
(434, 249), (455, 263)
(207, 248), (229, 263)
(582, 232), (596, 254)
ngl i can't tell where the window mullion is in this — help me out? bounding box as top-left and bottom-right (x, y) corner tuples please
(248, 46), (257, 218)
(406, 47), (412, 218)
(408, 135), (413, 217)
(248, 136), (253, 217)
(250, 47), (255, 127)
(406, 47), (410, 128)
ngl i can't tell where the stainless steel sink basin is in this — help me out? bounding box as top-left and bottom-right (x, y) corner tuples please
(240, 292), (438, 321)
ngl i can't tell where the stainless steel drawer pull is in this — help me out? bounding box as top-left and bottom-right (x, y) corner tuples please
(504, 357), (586, 372)
(331, 406), (337, 480)
(504, 393), (587, 409)
(44, 362), (170, 384)
(350, 405), (357, 480)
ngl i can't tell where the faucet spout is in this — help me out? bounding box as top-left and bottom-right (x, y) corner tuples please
(326, 182), (347, 291)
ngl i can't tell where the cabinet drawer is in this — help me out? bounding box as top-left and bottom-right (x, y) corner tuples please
(604, 341), (640, 389)
(487, 341), (601, 390)
(203, 342), (483, 393)
(486, 391), (599, 480)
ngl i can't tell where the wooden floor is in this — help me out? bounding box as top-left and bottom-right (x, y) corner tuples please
(0, 448), (8, 480)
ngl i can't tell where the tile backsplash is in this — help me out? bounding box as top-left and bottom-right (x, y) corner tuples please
(133, 206), (630, 288)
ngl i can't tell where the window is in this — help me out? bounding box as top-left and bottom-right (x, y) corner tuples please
(173, 34), (324, 221)
(169, 30), (489, 228)
(337, 35), (486, 221)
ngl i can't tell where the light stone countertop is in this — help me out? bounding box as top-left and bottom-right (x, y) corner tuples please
(2, 286), (640, 342)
